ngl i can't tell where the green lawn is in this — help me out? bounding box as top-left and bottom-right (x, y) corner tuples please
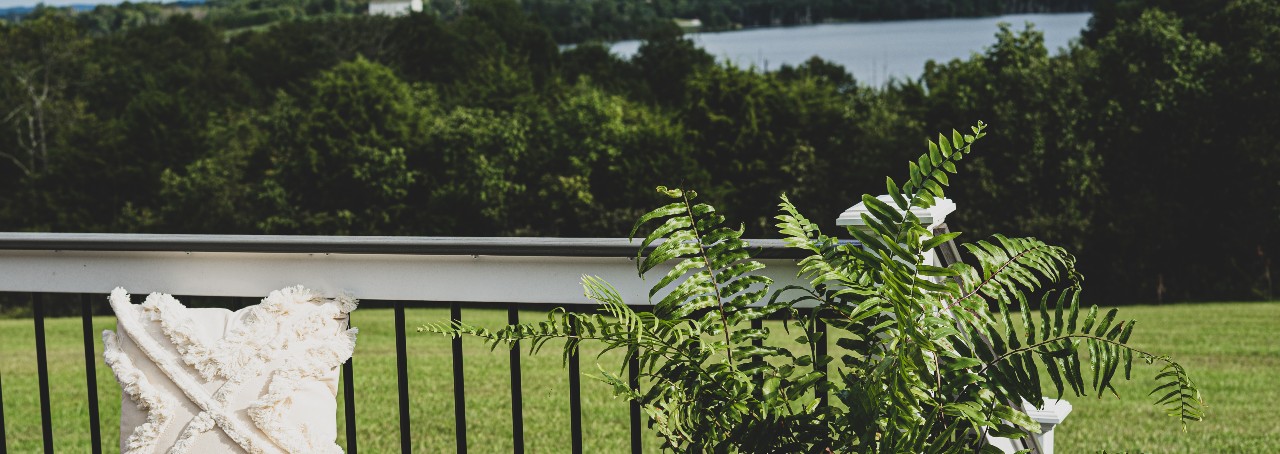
(0, 302), (1276, 452)
(1037, 302), (1280, 453)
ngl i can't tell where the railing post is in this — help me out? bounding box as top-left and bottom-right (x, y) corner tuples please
(1022, 399), (1073, 454)
(835, 195), (956, 267)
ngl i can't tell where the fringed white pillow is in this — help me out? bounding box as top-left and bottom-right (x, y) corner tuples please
(102, 286), (358, 454)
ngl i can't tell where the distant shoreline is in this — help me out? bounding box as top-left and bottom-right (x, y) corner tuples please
(672, 10), (1091, 36)
(0, 0), (203, 16)
(609, 12), (1093, 83)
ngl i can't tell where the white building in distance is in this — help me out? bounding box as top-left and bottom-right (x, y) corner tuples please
(368, 0), (423, 17)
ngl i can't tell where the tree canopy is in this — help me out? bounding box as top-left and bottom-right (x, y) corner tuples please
(0, 0), (1275, 303)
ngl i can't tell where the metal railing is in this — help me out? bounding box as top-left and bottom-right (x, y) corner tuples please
(0, 233), (809, 453)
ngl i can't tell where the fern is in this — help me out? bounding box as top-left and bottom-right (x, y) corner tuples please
(425, 186), (821, 451)
(970, 287), (1205, 426)
(424, 121), (1204, 452)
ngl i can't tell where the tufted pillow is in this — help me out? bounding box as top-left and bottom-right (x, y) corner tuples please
(102, 286), (358, 454)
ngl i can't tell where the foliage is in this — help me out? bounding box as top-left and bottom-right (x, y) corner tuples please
(414, 105), (527, 234)
(517, 82), (700, 235)
(0, 13), (89, 177)
(630, 25), (714, 106)
(74, 2), (170, 37)
(0, 0), (1276, 305)
(160, 57), (425, 235)
(920, 23), (1102, 255)
(424, 124), (1203, 452)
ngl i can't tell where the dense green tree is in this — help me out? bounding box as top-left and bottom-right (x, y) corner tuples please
(680, 64), (865, 234)
(920, 24), (1102, 255)
(411, 106), (528, 235)
(254, 58), (423, 234)
(81, 16), (254, 231)
(385, 1), (560, 110)
(88, 15), (251, 116)
(560, 42), (646, 96)
(517, 82), (701, 235)
(452, 0), (560, 93)
(767, 56), (932, 225)
(0, 13), (88, 177)
(526, 0), (664, 43)
(230, 16), (396, 100)
(1208, 0), (1280, 300)
(1081, 8), (1258, 302)
(776, 56), (858, 94)
(383, 12), (462, 84)
(0, 13), (106, 231)
(631, 25), (714, 106)
(204, 0), (365, 29)
(137, 109), (265, 233)
(75, 2), (168, 37)
(155, 58), (424, 235)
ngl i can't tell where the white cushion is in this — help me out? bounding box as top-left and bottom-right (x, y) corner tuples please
(102, 286), (358, 454)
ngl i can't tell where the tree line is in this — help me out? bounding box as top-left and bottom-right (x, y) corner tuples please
(523, 0), (1095, 42)
(8, 0), (1094, 43)
(0, 0), (1275, 305)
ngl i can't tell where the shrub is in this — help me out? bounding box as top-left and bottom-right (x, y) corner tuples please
(424, 121), (1203, 452)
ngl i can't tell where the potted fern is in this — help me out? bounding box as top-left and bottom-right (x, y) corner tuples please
(427, 122), (1203, 452)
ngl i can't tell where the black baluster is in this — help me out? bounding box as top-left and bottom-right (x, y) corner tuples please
(81, 294), (102, 454)
(395, 302), (412, 453)
(343, 311), (357, 454)
(451, 302), (467, 454)
(508, 305), (524, 454)
(33, 294), (53, 453)
(568, 314), (583, 454)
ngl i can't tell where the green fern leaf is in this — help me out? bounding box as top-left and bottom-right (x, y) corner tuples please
(887, 177), (909, 209)
(631, 201), (688, 239)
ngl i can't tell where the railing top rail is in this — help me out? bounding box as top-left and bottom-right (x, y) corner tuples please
(0, 232), (809, 258)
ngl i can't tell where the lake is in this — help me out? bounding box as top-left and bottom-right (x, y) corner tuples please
(610, 13), (1092, 84)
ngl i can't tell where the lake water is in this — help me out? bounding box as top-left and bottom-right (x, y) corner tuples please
(610, 13), (1092, 84)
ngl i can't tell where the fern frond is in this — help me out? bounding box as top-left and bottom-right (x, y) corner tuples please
(775, 194), (865, 293)
(900, 123), (986, 211)
(948, 235), (1077, 314)
(976, 287), (1206, 426)
(632, 186), (776, 364)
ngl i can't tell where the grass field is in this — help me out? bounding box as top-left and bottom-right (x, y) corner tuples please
(0, 301), (1276, 452)
(1041, 302), (1280, 453)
